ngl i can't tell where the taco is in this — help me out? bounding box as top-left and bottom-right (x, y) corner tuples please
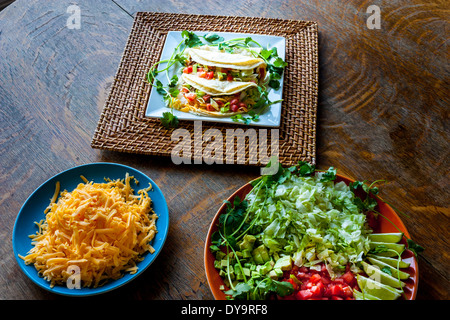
(170, 45), (268, 117)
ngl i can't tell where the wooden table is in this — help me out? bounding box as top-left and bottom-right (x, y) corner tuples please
(0, 0), (448, 301)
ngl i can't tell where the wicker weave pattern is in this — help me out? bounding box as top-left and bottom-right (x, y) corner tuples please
(91, 12), (318, 166)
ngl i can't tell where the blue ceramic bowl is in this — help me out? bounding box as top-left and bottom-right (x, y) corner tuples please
(12, 162), (169, 296)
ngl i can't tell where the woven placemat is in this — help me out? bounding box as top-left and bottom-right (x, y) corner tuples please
(91, 12), (318, 166)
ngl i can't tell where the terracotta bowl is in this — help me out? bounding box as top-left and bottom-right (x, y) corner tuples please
(204, 173), (419, 300)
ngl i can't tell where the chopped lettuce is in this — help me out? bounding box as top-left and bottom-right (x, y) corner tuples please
(245, 173), (371, 278)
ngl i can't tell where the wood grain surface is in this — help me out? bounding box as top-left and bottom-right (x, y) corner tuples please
(0, 0), (448, 300)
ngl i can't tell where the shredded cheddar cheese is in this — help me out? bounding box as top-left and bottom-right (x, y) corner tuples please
(19, 173), (158, 288)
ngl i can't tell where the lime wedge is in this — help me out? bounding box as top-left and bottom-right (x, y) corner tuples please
(367, 254), (410, 268)
(361, 261), (405, 288)
(353, 289), (381, 300)
(357, 275), (402, 300)
(368, 233), (403, 243)
(369, 242), (405, 257)
(367, 257), (410, 280)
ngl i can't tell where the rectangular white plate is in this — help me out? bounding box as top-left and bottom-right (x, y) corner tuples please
(145, 31), (286, 127)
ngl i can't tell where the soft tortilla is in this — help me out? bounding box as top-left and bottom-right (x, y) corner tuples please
(182, 73), (257, 96)
(187, 47), (265, 70)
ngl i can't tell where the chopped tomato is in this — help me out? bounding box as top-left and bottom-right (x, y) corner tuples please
(279, 263), (358, 300)
(310, 273), (321, 283)
(227, 73), (233, 81)
(206, 104), (214, 111)
(185, 92), (197, 101)
(330, 284), (343, 297)
(296, 290), (312, 300)
(341, 271), (355, 286)
(183, 66), (193, 74)
(205, 71), (214, 80)
(181, 87), (190, 93)
(197, 71), (207, 78)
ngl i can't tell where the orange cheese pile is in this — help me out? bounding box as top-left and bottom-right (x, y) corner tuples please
(20, 173), (158, 288)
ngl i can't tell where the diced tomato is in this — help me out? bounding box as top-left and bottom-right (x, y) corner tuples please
(215, 100), (224, 106)
(310, 285), (322, 297)
(238, 102), (247, 109)
(227, 73), (233, 81)
(205, 71), (214, 80)
(206, 104), (214, 111)
(181, 87), (190, 93)
(299, 266), (309, 273)
(203, 95), (211, 102)
(330, 284), (343, 297)
(341, 271), (355, 285)
(197, 67), (204, 72)
(342, 286), (353, 298)
(310, 273), (321, 283)
(185, 92), (197, 101)
(183, 66), (193, 74)
(296, 290), (313, 300)
(279, 262), (356, 300)
(197, 71), (207, 78)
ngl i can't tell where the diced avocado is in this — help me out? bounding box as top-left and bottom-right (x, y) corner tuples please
(215, 251), (226, 260)
(239, 234), (257, 251)
(273, 255), (292, 271)
(220, 260), (228, 268)
(243, 267), (251, 277)
(235, 265), (245, 280)
(269, 268), (283, 278)
(259, 261), (274, 275)
(252, 244), (270, 264)
(214, 260), (221, 269)
(242, 249), (252, 259)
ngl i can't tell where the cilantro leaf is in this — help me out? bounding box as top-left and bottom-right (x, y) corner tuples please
(407, 239), (425, 256)
(268, 79), (281, 90)
(320, 166), (337, 182)
(160, 111), (179, 129)
(203, 33), (224, 44)
(294, 161), (316, 176)
(273, 56), (288, 68)
(181, 30), (202, 47)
